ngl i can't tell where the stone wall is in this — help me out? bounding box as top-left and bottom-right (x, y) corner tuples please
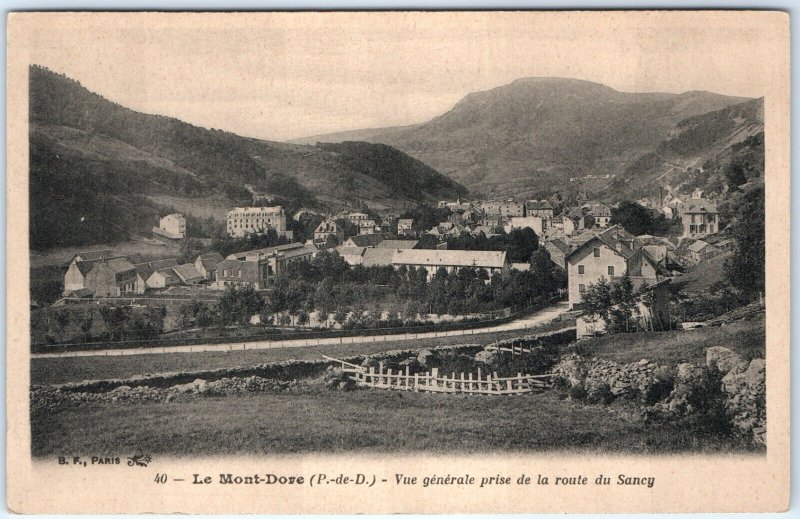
(549, 346), (766, 446)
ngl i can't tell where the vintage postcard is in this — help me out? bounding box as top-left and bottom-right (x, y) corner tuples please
(6, 11), (790, 514)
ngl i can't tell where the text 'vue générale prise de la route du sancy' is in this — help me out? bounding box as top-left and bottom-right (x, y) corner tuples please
(186, 472), (656, 488)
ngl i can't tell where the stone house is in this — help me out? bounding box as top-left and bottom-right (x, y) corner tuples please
(194, 252), (224, 280)
(565, 226), (660, 310)
(157, 213), (186, 239)
(212, 243), (314, 289)
(686, 240), (718, 263)
(313, 218), (344, 243)
(397, 218), (414, 236)
(681, 199), (719, 239)
(84, 258), (138, 297)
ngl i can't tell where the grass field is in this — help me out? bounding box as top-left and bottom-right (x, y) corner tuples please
(31, 389), (755, 456)
(32, 326), (570, 386)
(571, 319), (765, 365)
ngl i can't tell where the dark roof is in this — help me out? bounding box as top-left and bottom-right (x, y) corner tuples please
(565, 225), (639, 261)
(376, 240), (418, 249)
(196, 252), (224, 271)
(526, 200), (554, 210)
(64, 288), (94, 298)
(545, 238), (571, 254)
(172, 263), (204, 283)
(134, 264), (154, 280)
(104, 257), (137, 274)
(346, 234), (386, 248)
(74, 260), (98, 276)
(72, 249), (112, 262)
(683, 199), (718, 213)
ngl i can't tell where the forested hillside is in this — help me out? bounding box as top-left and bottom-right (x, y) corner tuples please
(29, 66), (468, 249)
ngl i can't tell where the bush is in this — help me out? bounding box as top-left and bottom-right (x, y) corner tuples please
(587, 382), (615, 405)
(569, 382), (588, 401)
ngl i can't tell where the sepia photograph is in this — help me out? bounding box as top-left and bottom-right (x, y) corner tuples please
(6, 10), (790, 514)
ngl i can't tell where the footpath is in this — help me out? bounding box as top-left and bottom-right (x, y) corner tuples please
(32, 302), (572, 359)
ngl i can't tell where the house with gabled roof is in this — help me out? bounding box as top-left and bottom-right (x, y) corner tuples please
(397, 218), (415, 237)
(68, 249), (113, 266)
(194, 252), (224, 280)
(681, 198), (719, 239)
(343, 234), (386, 248)
(565, 225), (661, 309)
(172, 263), (204, 285)
(686, 239), (718, 263)
(85, 257), (138, 297)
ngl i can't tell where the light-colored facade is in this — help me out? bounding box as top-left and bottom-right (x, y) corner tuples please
(681, 199), (719, 239)
(314, 219), (344, 243)
(565, 226), (659, 309)
(481, 199), (524, 218)
(159, 213), (186, 239)
(503, 216), (543, 236)
(226, 206), (291, 239)
(390, 249), (510, 282)
(397, 219), (414, 236)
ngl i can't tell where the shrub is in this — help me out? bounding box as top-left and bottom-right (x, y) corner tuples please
(569, 382), (588, 401)
(587, 382), (615, 405)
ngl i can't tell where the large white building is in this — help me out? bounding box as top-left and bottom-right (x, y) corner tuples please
(226, 206), (292, 239)
(390, 249), (510, 282)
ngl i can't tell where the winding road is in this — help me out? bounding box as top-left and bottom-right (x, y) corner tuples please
(32, 302), (572, 359)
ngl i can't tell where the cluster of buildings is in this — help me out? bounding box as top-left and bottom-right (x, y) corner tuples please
(63, 249), (218, 298)
(62, 242), (320, 298)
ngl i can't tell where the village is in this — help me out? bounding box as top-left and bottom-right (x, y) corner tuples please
(44, 182), (733, 345)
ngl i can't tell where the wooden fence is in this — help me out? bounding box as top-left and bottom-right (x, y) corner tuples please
(323, 356), (556, 396)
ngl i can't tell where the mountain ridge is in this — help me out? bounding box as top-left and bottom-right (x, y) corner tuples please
(289, 77), (753, 198)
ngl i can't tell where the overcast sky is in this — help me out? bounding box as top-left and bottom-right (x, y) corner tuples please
(21, 12), (774, 141)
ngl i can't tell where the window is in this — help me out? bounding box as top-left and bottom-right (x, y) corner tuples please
(579, 284), (586, 293)
(578, 265), (585, 274)
(608, 266), (615, 276)
(593, 248), (600, 257)
(222, 269), (228, 277)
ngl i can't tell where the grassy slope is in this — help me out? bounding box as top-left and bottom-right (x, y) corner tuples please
(32, 324), (571, 386)
(31, 389), (753, 456)
(670, 252), (732, 294)
(572, 319), (765, 365)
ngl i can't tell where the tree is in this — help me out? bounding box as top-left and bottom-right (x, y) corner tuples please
(217, 285), (264, 325)
(296, 310), (310, 326)
(725, 187), (765, 300)
(79, 314), (94, 342)
(582, 275), (643, 334)
(506, 227), (539, 263)
(724, 161), (748, 190)
(54, 309), (71, 338)
(610, 200), (668, 236)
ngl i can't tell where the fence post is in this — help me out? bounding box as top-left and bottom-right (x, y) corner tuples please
(414, 373), (419, 392)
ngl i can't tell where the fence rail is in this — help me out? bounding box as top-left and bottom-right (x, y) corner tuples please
(323, 355), (557, 396)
